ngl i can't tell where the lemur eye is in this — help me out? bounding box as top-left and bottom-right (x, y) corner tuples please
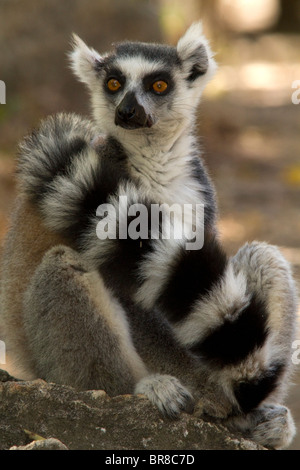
(107, 78), (122, 92)
(152, 80), (168, 94)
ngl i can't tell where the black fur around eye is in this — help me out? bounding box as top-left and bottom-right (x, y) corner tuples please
(104, 68), (126, 94)
(143, 71), (174, 96)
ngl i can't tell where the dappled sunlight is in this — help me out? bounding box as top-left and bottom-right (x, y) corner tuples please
(217, 0), (280, 32)
(234, 127), (284, 160)
(206, 61), (300, 106)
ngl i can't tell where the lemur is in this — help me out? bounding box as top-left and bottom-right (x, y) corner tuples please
(0, 23), (298, 449)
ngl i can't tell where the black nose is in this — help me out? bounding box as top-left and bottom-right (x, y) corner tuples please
(117, 104), (136, 122)
(115, 92), (149, 129)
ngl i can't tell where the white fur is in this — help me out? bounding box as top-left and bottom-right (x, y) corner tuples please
(69, 34), (105, 86)
(19, 113), (96, 196)
(135, 238), (185, 309)
(135, 374), (194, 417)
(177, 22), (218, 93)
(115, 55), (168, 84)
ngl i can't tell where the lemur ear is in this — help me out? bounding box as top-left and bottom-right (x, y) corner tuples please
(69, 34), (104, 86)
(177, 22), (217, 82)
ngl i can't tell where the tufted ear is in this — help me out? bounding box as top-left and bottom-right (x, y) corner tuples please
(177, 22), (217, 82)
(69, 34), (104, 86)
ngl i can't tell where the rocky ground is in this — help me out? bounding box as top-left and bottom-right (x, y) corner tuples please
(0, 369), (264, 451)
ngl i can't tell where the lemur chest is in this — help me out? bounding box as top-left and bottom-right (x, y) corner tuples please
(97, 140), (207, 247)
(113, 170), (204, 246)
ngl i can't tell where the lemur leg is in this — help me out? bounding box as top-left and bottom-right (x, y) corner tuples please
(23, 245), (147, 395)
(23, 245), (194, 417)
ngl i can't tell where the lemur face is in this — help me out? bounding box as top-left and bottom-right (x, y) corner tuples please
(100, 43), (179, 131)
(95, 43), (184, 133)
(70, 23), (217, 139)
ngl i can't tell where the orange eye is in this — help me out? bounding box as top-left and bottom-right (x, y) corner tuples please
(107, 78), (121, 92)
(152, 80), (168, 94)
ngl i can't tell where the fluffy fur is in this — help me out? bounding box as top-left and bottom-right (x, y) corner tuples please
(0, 23), (298, 449)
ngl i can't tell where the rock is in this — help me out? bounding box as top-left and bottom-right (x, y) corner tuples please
(0, 369), (19, 383)
(10, 438), (68, 450)
(0, 369), (264, 450)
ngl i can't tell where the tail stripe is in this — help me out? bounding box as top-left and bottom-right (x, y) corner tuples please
(157, 234), (227, 323)
(190, 294), (268, 366)
(233, 362), (285, 413)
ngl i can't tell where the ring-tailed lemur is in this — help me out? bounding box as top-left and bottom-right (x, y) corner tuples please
(0, 23), (298, 449)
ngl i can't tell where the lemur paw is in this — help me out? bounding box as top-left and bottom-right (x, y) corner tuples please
(250, 405), (296, 449)
(227, 404), (296, 449)
(135, 374), (195, 419)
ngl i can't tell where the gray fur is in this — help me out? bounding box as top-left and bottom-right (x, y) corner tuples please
(230, 242), (298, 403)
(23, 245), (147, 395)
(226, 404), (296, 450)
(0, 23), (298, 448)
(135, 374), (195, 418)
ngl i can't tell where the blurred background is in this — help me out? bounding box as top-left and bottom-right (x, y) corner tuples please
(0, 0), (299, 449)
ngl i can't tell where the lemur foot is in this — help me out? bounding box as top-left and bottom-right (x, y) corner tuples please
(135, 374), (195, 419)
(251, 405), (296, 449)
(227, 404), (296, 449)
